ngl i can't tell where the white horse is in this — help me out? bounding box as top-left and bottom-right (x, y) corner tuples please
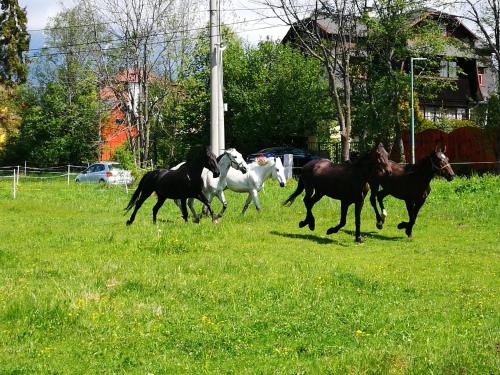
(173, 148), (248, 221)
(223, 156), (287, 214)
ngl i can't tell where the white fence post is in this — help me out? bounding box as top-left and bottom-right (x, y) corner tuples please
(16, 165), (20, 185)
(67, 165), (70, 185)
(284, 154), (293, 180)
(13, 169), (16, 199)
(24, 161), (27, 176)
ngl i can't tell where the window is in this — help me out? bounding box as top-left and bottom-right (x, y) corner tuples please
(457, 108), (467, 119)
(478, 67), (485, 86)
(448, 61), (457, 78)
(440, 60), (448, 78)
(440, 60), (457, 78)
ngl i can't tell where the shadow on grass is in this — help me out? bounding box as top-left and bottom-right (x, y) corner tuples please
(342, 229), (403, 241)
(270, 230), (348, 246)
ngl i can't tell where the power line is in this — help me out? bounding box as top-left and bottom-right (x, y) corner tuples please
(26, 21), (293, 60)
(25, 5), (312, 33)
(25, 12), (305, 59)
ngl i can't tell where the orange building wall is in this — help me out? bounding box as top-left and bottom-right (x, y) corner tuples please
(100, 106), (130, 161)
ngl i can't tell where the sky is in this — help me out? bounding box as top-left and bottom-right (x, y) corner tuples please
(19, 0), (291, 51)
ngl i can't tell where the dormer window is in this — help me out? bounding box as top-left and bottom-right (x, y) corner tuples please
(440, 60), (457, 78)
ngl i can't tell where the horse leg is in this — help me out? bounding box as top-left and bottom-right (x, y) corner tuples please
(354, 198), (364, 243)
(195, 193), (218, 223)
(369, 183), (383, 230)
(397, 200), (414, 234)
(300, 191), (322, 231)
(152, 196), (167, 224)
(242, 193), (253, 214)
(326, 200), (349, 235)
(180, 199), (189, 222)
(126, 189), (153, 225)
(377, 189), (389, 225)
(299, 186), (314, 229)
(187, 198), (200, 223)
(215, 190), (227, 219)
(251, 190), (261, 212)
(406, 198), (426, 238)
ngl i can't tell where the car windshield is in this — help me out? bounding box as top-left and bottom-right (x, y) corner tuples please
(109, 164), (125, 170)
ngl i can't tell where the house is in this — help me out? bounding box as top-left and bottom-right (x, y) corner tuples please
(98, 69), (143, 160)
(412, 9), (497, 121)
(282, 8), (497, 122)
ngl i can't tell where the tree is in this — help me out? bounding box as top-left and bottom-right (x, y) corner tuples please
(265, 0), (365, 161)
(77, 0), (204, 167)
(2, 7), (102, 166)
(149, 27), (333, 166)
(0, 0), (30, 85)
(224, 40), (333, 154)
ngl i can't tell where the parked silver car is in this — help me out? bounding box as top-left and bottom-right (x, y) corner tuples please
(75, 162), (133, 185)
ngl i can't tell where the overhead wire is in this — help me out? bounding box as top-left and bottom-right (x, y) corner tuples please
(25, 11), (306, 59)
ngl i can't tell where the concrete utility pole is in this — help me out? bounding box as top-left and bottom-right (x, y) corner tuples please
(410, 57), (427, 164)
(210, 0), (225, 156)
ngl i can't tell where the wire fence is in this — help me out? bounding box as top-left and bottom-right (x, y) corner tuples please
(0, 163), (132, 199)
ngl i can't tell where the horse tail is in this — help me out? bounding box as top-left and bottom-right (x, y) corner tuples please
(124, 171), (154, 212)
(283, 176), (304, 206)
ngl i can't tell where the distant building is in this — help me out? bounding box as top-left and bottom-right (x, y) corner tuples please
(98, 69), (143, 160)
(282, 8), (497, 122)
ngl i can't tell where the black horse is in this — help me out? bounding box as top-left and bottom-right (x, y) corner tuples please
(369, 147), (455, 238)
(284, 144), (392, 242)
(125, 145), (220, 225)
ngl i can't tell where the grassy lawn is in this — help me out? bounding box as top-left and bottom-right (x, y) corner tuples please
(0, 175), (498, 374)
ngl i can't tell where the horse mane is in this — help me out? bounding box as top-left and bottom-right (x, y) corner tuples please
(350, 150), (373, 166)
(185, 145), (210, 165)
(403, 152), (432, 173)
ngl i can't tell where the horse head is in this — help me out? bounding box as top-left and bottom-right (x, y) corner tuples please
(431, 146), (454, 181)
(224, 148), (248, 174)
(374, 143), (392, 176)
(204, 146), (220, 178)
(272, 157), (287, 187)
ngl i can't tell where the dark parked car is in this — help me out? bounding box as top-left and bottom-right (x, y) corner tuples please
(246, 147), (321, 168)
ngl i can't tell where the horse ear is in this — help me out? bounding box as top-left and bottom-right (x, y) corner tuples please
(434, 144), (440, 153)
(443, 145), (447, 154)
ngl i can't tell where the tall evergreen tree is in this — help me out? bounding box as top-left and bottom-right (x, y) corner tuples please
(0, 0), (30, 85)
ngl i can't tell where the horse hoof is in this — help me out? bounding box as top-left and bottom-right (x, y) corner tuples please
(382, 209), (387, 219)
(308, 222), (315, 231)
(326, 227), (337, 235)
(212, 219), (219, 224)
(126, 220), (132, 226)
(193, 217), (200, 224)
(355, 237), (364, 243)
(397, 222), (407, 229)
(299, 220), (308, 228)
(405, 229), (412, 238)
(376, 222), (383, 230)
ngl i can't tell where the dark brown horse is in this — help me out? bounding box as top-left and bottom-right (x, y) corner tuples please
(369, 147), (455, 238)
(125, 145), (220, 225)
(284, 144), (392, 242)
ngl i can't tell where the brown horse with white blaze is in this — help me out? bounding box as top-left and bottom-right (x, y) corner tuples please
(284, 144), (392, 243)
(369, 147), (455, 238)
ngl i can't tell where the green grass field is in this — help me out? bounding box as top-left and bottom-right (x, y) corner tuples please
(0, 175), (499, 374)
